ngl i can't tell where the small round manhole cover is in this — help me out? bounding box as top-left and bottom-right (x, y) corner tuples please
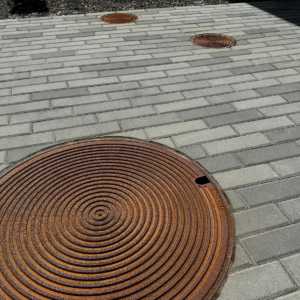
(191, 33), (236, 49)
(101, 13), (138, 24)
(0, 138), (233, 300)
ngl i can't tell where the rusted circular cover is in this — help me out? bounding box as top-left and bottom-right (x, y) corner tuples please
(0, 138), (233, 300)
(191, 33), (236, 48)
(101, 13), (138, 24)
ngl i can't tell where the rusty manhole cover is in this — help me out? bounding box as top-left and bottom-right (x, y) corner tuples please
(0, 138), (233, 300)
(191, 33), (236, 48)
(101, 13), (138, 24)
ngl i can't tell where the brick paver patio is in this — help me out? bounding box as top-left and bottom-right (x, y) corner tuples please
(1, 1), (300, 299)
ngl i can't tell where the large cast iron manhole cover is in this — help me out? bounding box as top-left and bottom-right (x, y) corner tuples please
(101, 13), (138, 24)
(191, 34), (236, 49)
(0, 138), (233, 300)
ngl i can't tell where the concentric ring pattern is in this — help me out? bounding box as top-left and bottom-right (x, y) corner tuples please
(101, 13), (138, 23)
(0, 139), (233, 300)
(191, 34), (236, 48)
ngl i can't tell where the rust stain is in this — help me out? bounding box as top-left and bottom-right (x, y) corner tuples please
(0, 138), (233, 299)
(191, 34), (236, 49)
(101, 13), (138, 24)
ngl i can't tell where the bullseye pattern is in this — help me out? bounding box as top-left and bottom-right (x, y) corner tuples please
(101, 13), (138, 23)
(191, 34), (236, 48)
(0, 138), (233, 300)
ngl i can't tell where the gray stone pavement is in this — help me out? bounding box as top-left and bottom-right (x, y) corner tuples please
(1, 1), (300, 299)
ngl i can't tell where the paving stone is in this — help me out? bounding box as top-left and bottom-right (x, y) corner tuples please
(31, 50), (75, 60)
(231, 244), (252, 271)
(166, 66), (211, 77)
(234, 204), (289, 237)
(11, 108), (73, 125)
(266, 126), (300, 143)
(160, 80), (210, 93)
(257, 83), (300, 97)
(206, 90), (261, 105)
(0, 116), (8, 126)
(97, 106), (155, 123)
(146, 119), (207, 139)
(271, 157), (300, 178)
(31, 66), (80, 77)
(217, 262), (295, 300)
(127, 58), (172, 67)
(0, 123), (31, 138)
(0, 101), (50, 116)
(0, 77), (47, 89)
(207, 74), (256, 86)
(154, 137), (176, 149)
(233, 116), (294, 135)
(186, 70), (233, 81)
(100, 67), (147, 77)
(232, 95), (287, 110)
(68, 76), (119, 88)
(131, 92), (184, 107)
(56, 32), (95, 39)
(155, 98), (210, 114)
(31, 87), (88, 101)
(140, 75), (189, 88)
(278, 75), (300, 85)
(33, 115), (97, 132)
(55, 121), (120, 142)
(0, 95), (30, 106)
(237, 142), (300, 166)
(213, 164), (279, 190)
(183, 85), (234, 99)
(0, 72), (30, 82)
(259, 103), (300, 117)
(229, 64), (276, 75)
(0, 152), (5, 164)
(180, 104), (236, 121)
(89, 82), (140, 94)
(2, 33), (43, 40)
(73, 100), (132, 116)
(225, 190), (247, 211)
(203, 133), (271, 156)
(109, 129), (148, 140)
(188, 57), (232, 67)
(12, 82), (67, 95)
(81, 62), (127, 72)
(237, 176), (300, 207)
(121, 113), (180, 131)
(278, 197), (300, 223)
(173, 126), (238, 148)
(0, 132), (54, 151)
(198, 154), (242, 174)
(204, 109), (264, 128)
(209, 60), (253, 71)
(273, 291), (300, 300)
(232, 78), (280, 91)
(179, 144), (207, 160)
(0, 89), (11, 97)
(242, 223), (300, 263)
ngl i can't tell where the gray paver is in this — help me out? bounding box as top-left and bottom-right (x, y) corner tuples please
(234, 204), (289, 237)
(198, 154), (242, 174)
(179, 144), (207, 160)
(213, 164), (279, 189)
(271, 157), (300, 178)
(257, 83), (300, 97)
(0, 116), (8, 126)
(231, 244), (252, 271)
(0, 124), (31, 138)
(183, 85), (234, 99)
(237, 142), (300, 166)
(225, 190), (247, 211)
(206, 90), (261, 105)
(180, 104), (236, 121)
(217, 262), (295, 300)
(31, 87), (88, 101)
(204, 109), (264, 128)
(55, 122), (120, 142)
(242, 223), (300, 263)
(232, 95), (287, 110)
(33, 115), (97, 132)
(146, 119), (207, 139)
(266, 126), (300, 143)
(278, 198), (300, 223)
(282, 92), (300, 103)
(131, 92), (184, 107)
(203, 133), (271, 156)
(121, 113), (181, 131)
(237, 176), (300, 207)
(173, 126), (238, 148)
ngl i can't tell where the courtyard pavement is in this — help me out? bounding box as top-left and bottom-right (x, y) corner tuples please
(1, 1), (300, 299)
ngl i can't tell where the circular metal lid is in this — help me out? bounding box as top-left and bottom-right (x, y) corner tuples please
(191, 33), (236, 49)
(0, 138), (233, 300)
(101, 13), (138, 24)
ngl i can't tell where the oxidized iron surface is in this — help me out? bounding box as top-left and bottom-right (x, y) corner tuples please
(191, 34), (236, 48)
(101, 13), (138, 23)
(0, 138), (233, 300)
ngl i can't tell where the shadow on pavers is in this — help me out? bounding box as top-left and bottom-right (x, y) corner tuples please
(6, 0), (49, 15)
(228, 0), (300, 27)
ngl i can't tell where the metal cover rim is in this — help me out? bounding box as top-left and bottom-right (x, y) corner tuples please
(191, 33), (236, 49)
(0, 137), (234, 300)
(100, 13), (138, 24)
